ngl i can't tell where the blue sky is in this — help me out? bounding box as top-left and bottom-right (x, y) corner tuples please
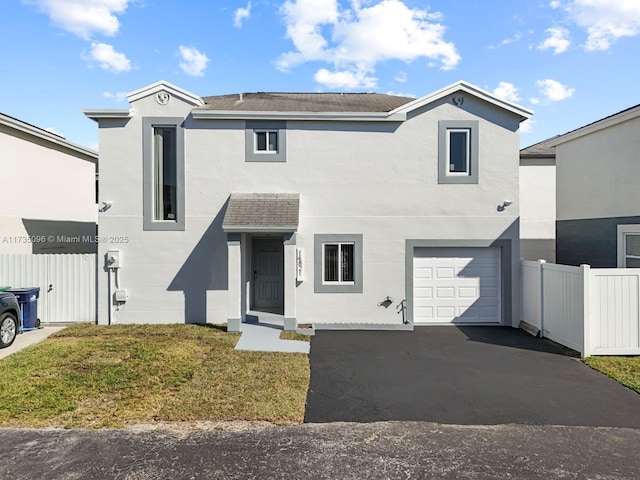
(2, 0), (639, 150)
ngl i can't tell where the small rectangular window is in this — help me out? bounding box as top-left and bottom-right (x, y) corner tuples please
(255, 130), (278, 153)
(153, 126), (177, 221)
(314, 234), (362, 293)
(447, 129), (470, 174)
(438, 120), (479, 184)
(323, 243), (355, 284)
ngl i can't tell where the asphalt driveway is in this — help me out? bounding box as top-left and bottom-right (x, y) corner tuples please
(304, 326), (640, 427)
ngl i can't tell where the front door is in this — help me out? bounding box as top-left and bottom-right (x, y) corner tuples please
(252, 238), (284, 312)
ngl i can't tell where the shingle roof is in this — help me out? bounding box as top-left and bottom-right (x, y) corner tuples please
(520, 136), (558, 158)
(222, 193), (300, 232)
(199, 92), (414, 112)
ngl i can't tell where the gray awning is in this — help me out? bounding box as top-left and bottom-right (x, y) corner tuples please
(222, 193), (299, 233)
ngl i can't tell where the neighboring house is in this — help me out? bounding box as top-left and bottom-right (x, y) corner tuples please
(85, 80), (531, 330)
(0, 113), (98, 254)
(519, 137), (556, 262)
(549, 104), (640, 267)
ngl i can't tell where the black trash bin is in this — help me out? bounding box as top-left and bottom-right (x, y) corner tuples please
(8, 287), (40, 331)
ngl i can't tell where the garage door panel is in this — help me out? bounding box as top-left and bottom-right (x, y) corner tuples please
(458, 286), (478, 298)
(415, 307), (433, 318)
(436, 267), (455, 279)
(413, 247), (501, 324)
(414, 287), (433, 300)
(436, 306), (456, 319)
(414, 267), (433, 279)
(480, 286), (499, 298)
(436, 287), (455, 298)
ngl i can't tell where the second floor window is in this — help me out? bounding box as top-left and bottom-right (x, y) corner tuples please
(153, 126), (178, 221)
(255, 130), (278, 153)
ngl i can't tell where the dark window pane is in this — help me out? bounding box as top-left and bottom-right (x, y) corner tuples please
(626, 235), (640, 256)
(324, 244), (339, 281)
(626, 257), (640, 268)
(256, 131), (267, 151)
(154, 127), (177, 221)
(449, 130), (468, 173)
(268, 131), (278, 151)
(341, 243), (354, 282)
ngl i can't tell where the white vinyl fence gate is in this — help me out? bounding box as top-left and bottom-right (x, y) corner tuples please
(0, 254), (96, 324)
(522, 260), (640, 357)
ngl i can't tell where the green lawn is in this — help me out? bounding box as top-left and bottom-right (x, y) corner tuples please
(0, 324), (310, 428)
(584, 356), (640, 394)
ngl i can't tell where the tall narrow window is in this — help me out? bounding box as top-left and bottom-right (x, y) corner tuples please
(153, 126), (177, 221)
(438, 120), (479, 184)
(447, 129), (470, 174)
(323, 242), (355, 284)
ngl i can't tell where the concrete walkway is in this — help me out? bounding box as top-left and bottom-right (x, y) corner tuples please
(234, 312), (310, 354)
(0, 326), (65, 360)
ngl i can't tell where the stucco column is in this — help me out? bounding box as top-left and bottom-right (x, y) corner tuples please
(227, 233), (242, 332)
(283, 233), (297, 330)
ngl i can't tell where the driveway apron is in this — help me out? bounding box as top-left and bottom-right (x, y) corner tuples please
(304, 326), (640, 427)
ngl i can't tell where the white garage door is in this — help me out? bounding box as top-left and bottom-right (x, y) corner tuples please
(413, 247), (501, 324)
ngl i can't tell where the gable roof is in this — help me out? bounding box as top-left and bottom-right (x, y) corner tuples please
(193, 81), (532, 122)
(548, 103), (640, 147)
(390, 81), (533, 122)
(520, 136), (558, 159)
(200, 92), (414, 113)
(86, 79), (533, 123)
(1, 112), (98, 162)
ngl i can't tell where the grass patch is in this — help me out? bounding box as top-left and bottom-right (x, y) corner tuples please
(279, 331), (311, 342)
(0, 324), (309, 428)
(584, 356), (640, 394)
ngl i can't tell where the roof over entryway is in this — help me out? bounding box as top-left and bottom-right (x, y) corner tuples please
(222, 193), (299, 233)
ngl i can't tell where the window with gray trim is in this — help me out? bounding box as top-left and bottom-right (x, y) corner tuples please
(143, 117), (185, 231)
(245, 121), (286, 162)
(314, 234), (363, 293)
(438, 120), (479, 184)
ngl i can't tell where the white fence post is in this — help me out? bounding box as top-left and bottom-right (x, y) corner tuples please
(580, 264), (591, 358)
(539, 259), (546, 337)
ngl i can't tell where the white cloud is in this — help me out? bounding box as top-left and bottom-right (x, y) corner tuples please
(25, 0), (132, 39)
(536, 79), (575, 102)
(492, 82), (521, 103)
(563, 0), (640, 51)
(178, 45), (209, 77)
(234, 2), (251, 28)
(394, 71), (407, 83)
(550, 0), (561, 8)
(538, 27), (571, 54)
(314, 68), (377, 89)
(530, 97), (540, 105)
(278, 0), (459, 89)
(103, 91), (127, 102)
(520, 119), (535, 134)
(84, 42), (131, 72)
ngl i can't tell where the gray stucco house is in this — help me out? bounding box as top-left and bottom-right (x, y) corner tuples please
(85, 80), (531, 331)
(550, 104), (640, 268)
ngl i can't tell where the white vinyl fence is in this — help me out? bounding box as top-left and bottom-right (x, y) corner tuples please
(0, 254), (96, 324)
(522, 260), (640, 357)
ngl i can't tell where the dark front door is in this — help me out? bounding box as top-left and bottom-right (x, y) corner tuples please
(252, 238), (284, 312)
